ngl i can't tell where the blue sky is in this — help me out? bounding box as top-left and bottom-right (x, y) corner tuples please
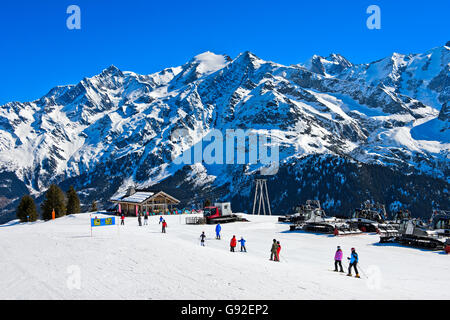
(0, 0), (448, 104)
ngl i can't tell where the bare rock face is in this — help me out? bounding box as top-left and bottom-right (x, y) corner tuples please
(439, 102), (449, 121)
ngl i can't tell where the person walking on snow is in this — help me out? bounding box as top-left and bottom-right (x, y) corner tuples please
(143, 212), (148, 225)
(159, 216), (163, 224)
(200, 231), (206, 246)
(276, 241), (281, 261)
(120, 214), (125, 225)
(347, 248), (360, 278)
(138, 214), (142, 226)
(270, 239), (279, 261)
(162, 220), (167, 233)
(215, 223), (222, 240)
(334, 246), (344, 272)
(238, 237), (247, 252)
(230, 235), (237, 252)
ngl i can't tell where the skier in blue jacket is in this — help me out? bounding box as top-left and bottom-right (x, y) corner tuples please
(215, 223), (221, 240)
(238, 237), (247, 252)
(347, 248), (360, 278)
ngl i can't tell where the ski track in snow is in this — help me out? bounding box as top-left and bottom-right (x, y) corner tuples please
(0, 213), (449, 300)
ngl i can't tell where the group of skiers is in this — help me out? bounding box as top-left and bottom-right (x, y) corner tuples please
(160, 216), (167, 233)
(119, 214), (360, 276)
(137, 212), (150, 226)
(200, 223), (247, 253)
(270, 239), (282, 261)
(120, 214), (167, 233)
(229, 235), (247, 252)
(334, 246), (360, 278)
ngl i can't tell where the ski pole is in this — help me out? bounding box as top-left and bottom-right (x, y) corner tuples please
(356, 263), (367, 278)
(343, 261), (349, 273)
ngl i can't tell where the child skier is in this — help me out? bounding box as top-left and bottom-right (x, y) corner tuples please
(230, 235), (237, 252)
(200, 231), (206, 246)
(138, 214), (142, 226)
(162, 220), (167, 233)
(215, 223), (222, 240)
(238, 237), (247, 252)
(347, 248), (360, 278)
(270, 239), (278, 261)
(120, 214), (125, 225)
(334, 246), (344, 272)
(276, 241), (281, 261)
(159, 216), (163, 224)
(143, 212), (148, 225)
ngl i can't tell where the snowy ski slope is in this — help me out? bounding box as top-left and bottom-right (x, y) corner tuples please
(0, 212), (449, 299)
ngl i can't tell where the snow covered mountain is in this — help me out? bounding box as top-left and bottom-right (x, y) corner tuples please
(0, 44), (449, 222)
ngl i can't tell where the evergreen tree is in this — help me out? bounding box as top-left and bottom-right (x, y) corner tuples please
(90, 200), (98, 212)
(66, 186), (81, 215)
(16, 195), (38, 222)
(204, 199), (211, 207)
(41, 184), (67, 220)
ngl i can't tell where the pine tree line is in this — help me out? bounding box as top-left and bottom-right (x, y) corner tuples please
(16, 185), (84, 222)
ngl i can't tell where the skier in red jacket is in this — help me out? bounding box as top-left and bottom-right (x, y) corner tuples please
(230, 235), (237, 252)
(276, 241), (281, 261)
(162, 220), (167, 233)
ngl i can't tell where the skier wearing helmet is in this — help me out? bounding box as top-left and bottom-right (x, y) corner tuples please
(347, 248), (360, 278)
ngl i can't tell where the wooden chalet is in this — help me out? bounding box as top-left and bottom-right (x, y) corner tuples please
(110, 186), (180, 216)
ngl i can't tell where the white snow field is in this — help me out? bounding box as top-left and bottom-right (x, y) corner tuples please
(0, 212), (449, 300)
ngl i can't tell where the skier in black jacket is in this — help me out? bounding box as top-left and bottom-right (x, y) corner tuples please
(200, 231), (206, 246)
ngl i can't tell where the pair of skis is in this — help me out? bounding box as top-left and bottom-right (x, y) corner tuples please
(329, 270), (362, 278)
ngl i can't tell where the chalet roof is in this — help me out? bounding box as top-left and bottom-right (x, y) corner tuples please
(120, 192), (155, 203)
(110, 190), (179, 204)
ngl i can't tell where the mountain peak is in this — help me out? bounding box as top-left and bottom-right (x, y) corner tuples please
(305, 53), (352, 76)
(100, 65), (123, 77)
(236, 51), (260, 61)
(326, 53), (353, 69)
(232, 51), (264, 69)
(193, 51), (226, 61)
(190, 51), (230, 74)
